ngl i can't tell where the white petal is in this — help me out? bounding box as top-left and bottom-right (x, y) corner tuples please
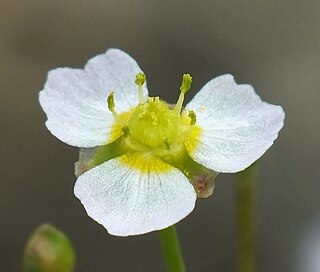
(74, 155), (196, 236)
(39, 49), (148, 147)
(186, 74), (285, 173)
(39, 68), (113, 147)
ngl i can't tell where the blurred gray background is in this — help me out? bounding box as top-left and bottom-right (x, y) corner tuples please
(1, 0), (319, 271)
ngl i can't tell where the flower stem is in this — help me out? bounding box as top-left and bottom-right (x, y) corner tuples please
(236, 164), (256, 272)
(159, 225), (186, 272)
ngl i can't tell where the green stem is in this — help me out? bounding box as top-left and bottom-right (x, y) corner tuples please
(236, 165), (256, 272)
(159, 225), (186, 272)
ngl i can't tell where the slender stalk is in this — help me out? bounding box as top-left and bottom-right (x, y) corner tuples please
(159, 225), (186, 272)
(236, 165), (256, 272)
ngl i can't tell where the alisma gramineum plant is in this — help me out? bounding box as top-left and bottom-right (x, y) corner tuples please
(39, 49), (284, 236)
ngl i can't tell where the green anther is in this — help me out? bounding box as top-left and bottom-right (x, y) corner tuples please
(163, 138), (171, 150)
(107, 92), (115, 112)
(180, 73), (192, 94)
(122, 126), (130, 136)
(188, 110), (197, 125)
(135, 73), (147, 103)
(135, 73), (146, 86)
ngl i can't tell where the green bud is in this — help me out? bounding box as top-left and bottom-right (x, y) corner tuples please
(180, 73), (192, 94)
(23, 224), (75, 272)
(135, 73), (146, 86)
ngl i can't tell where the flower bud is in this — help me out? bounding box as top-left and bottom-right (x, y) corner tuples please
(23, 224), (75, 272)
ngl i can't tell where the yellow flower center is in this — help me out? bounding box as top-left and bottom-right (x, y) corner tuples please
(99, 73), (201, 173)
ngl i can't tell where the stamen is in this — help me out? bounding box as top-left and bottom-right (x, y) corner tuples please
(135, 73), (146, 103)
(163, 138), (171, 150)
(188, 110), (197, 125)
(122, 126), (130, 136)
(174, 73), (192, 114)
(107, 92), (120, 122)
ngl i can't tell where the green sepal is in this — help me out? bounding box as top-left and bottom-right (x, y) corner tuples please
(161, 146), (218, 198)
(91, 136), (128, 167)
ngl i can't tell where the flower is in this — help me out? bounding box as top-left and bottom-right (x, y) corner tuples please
(39, 49), (285, 236)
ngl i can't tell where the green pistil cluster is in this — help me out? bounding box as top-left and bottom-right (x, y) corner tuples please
(127, 97), (179, 148)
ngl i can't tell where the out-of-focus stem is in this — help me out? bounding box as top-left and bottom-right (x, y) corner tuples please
(236, 164), (256, 272)
(159, 225), (186, 272)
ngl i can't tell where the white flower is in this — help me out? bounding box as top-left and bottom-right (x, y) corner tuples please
(39, 49), (285, 236)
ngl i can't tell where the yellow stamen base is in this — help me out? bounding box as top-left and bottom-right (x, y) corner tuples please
(119, 152), (172, 173)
